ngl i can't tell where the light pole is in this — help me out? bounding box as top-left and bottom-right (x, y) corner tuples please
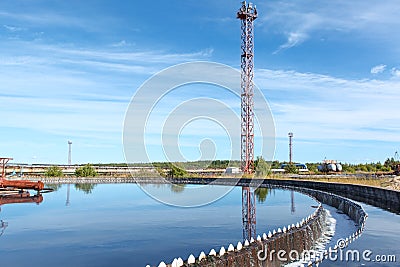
(288, 132), (293, 164)
(68, 141), (72, 166)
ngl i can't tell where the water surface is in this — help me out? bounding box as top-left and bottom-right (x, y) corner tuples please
(0, 184), (317, 267)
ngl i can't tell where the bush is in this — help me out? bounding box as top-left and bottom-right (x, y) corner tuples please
(284, 163), (299, 174)
(45, 166), (64, 177)
(75, 164), (97, 177)
(167, 163), (188, 178)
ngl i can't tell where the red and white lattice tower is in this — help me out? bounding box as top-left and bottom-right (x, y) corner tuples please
(238, 1), (257, 242)
(238, 1), (257, 174)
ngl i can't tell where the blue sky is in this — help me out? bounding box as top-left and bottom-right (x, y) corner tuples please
(1, 0), (400, 164)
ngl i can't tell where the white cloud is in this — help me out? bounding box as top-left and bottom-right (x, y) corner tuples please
(391, 68), (400, 78)
(274, 32), (308, 54)
(0, 40), (215, 145)
(0, 11), (100, 32)
(111, 40), (133, 47)
(3, 24), (24, 32)
(259, 0), (400, 51)
(370, 64), (386, 74)
(255, 68), (400, 143)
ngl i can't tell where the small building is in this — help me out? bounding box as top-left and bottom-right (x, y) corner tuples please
(225, 167), (240, 174)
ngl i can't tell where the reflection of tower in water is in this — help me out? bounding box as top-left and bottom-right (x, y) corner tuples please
(242, 187), (256, 241)
(66, 184), (70, 206)
(291, 190), (296, 214)
(238, 1), (258, 242)
(66, 140), (72, 206)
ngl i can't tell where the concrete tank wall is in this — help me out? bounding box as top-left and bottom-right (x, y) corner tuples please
(157, 178), (372, 267)
(166, 178), (400, 214)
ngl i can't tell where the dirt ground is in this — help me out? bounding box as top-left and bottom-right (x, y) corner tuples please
(387, 176), (400, 191)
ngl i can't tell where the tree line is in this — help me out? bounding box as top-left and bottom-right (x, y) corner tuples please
(44, 157), (400, 178)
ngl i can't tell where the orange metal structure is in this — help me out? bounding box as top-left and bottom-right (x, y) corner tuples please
(0, 158), (12, 181)
(0, 157), (44, 191)
(0, 180), (44, 191)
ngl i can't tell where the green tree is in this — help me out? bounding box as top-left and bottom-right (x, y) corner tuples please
(342, 163), (356, 173)
(284, 163), (299, 174)
(254, 156), (271, 178)
(45, 166), (64, 177)
(305, 163), (319, 173)
(167, 163), (188, 178)
(270, 160), (281, 169)
(75, 164), (97, 177)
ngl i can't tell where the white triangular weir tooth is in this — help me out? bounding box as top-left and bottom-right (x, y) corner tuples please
(244, 239), (250, 246)
(256, 235), (261, 241)
(228, 244), (235, 252)
(237, 241), (243, 251)
(177, 258), (184, 267)
(198, 251), (206, 261)
(158, 262), (167, 267)
(209, 249), (216, 256)
(187, 254), (195, 264)
(262, 233), (267, 240)
(250, 237), (255, 243)
(219, 246), (226, 256)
